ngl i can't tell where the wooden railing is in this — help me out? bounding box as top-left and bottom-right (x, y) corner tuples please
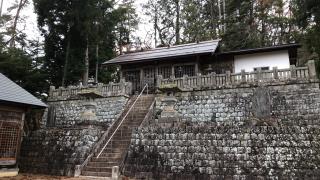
(48, 80), (132, 101)
(158, 61), (318, 90)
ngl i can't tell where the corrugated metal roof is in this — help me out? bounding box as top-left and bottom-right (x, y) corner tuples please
(0, 73), (47, 108)
(103, 39), (220, 65)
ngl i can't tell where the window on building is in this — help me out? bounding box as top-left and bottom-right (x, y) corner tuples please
(254, 67), (270, 71)
(158, 66), (171, 79)
(174, 65), (195, 78)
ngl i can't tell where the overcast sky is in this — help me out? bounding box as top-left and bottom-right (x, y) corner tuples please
(2, 0), (151, 46)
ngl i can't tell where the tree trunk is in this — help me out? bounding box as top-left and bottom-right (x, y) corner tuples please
(154, 6), (158, 47)
(175, 0), (180, 45)
(95, 44), (99, 84)
(62, 35), (71, 87)
(83, 38), (89, 86)
(0, 0), (4, 16)
(10, 0), (28, 48)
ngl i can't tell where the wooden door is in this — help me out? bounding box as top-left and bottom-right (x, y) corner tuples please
(143, 67), (156, 92)
(124, 70), (141, 93)
(0, 109), (23, 166)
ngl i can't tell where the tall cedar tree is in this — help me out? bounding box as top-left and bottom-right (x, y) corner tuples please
(34, 0), (137, 87)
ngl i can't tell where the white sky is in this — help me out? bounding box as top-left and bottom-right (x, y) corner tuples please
(2, 0), (152, 46)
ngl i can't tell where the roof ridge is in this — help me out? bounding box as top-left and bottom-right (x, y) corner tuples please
(119, 39), (220, 56)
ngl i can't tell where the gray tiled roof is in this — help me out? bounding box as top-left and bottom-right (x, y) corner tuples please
(0, 73), (47, 108)
(103, 40), (220, 65)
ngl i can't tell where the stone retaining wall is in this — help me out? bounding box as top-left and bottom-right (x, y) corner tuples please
(43, 96), (128, 128)
(125, 124), (320, 179)
(156, 83), (320, 126)
(20, 128), (103, 176)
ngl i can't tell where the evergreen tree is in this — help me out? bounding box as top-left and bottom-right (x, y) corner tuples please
(33, 0), (137, 87)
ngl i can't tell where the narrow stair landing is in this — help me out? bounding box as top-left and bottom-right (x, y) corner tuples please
(82, 95), (155, 177)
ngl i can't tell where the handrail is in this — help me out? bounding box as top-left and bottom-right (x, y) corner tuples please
(74, 96), (136, 176)
(119, 97), (155, 174)
(140, 99), (155, 127)
(96, 84), (149, 158)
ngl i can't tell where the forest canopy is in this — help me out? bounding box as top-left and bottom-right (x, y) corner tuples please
(0, 0), (319, 98)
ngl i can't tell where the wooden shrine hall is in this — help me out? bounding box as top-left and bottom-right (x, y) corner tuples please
(103, 40), (299, 92)
(0, 73), (46, 177)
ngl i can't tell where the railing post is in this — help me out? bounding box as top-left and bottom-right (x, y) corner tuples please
(49, 86), (55, 99)
(256, 67), (262, 82)
(182, 75), (188, 89)
(210, 72), (216, 87)
(290, 65), (297, 80)
(226, 71), (231, 86)
(120, 78), (126, 95)
(197, 73), (201, 87)
(273, 67), (279, 80)
(308, 60), (317, 80)
(241, 69), (246, 84)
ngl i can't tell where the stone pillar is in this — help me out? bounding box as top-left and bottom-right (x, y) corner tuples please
(226, 71), (231, 85)
(290, 65), (297, 79)
(74, 165), (81, 177)
(210, 72), (216, 87)
(112, 166), (119, 180)
(159, 95), (180, 127)
(80, 101), (97, 125)
(273, 67), (279, 80)
(308, 60), (317, 79)
(49, 86), (55, 99)
(156, 75), (163, 88)
(197, 73), (201, 87)
(256, 67), (262, 82)
(182, 75), (188, 89)
(241, 69), (246, 83)
(119, 78), (126, 95)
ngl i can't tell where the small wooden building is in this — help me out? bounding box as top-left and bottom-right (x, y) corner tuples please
(0, 73), (46, 177)
(103, 40), (299, 92)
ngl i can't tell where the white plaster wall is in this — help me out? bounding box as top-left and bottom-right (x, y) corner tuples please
(234, 50), (290, 73)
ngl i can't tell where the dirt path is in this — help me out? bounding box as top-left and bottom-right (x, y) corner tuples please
(0, 174), (111, 180)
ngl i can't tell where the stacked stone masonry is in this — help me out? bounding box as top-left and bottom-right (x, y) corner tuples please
(156, 83), (320, 126)
(20, 128), (102, 176)
(20, 95), (129, 176)
(44, 96), (128, 127)
(125, 82), (320, 179)
(126, 125), (320, 179)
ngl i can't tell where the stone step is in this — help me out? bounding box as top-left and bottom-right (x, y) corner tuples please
(81, 95), (155, 177)
(112, 134), (132, 139)
(91, 155), (122, 161)
(89, 157), (122, 163)
(84, 166), (114, 172)
(87, 161), (120, 167)
(82, 170), (111, 177)
(100, 143), (130, 150)
(96, 147), (127, 154)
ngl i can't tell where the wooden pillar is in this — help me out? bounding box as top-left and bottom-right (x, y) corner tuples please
(119, 65), (123, 81)
(155, 65), (159, 86)
(195, 55), (200, 75)
(171, 65), (175, 78)
(140, 68), (144, 87)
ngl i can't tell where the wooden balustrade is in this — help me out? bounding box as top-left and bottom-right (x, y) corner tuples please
(158, 60), (317, 90)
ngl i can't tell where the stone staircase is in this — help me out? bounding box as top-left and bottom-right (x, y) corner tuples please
(81, 94), (155, 177)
